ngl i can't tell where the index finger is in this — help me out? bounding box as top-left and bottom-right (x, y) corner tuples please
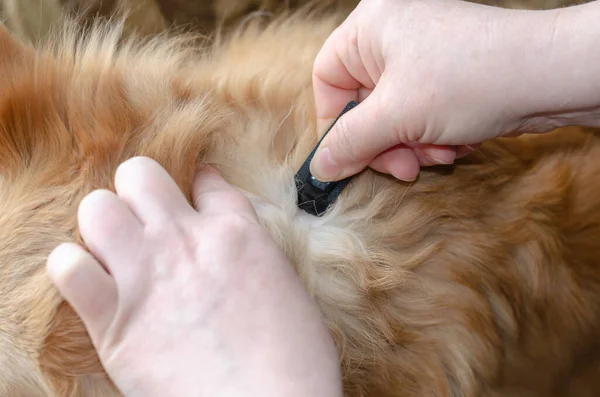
(312, 38), (361, 134)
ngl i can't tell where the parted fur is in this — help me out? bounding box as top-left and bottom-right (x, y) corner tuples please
(1, 6), (600, 397)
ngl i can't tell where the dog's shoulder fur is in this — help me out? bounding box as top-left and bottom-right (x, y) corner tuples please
(1, 9), (600, 397)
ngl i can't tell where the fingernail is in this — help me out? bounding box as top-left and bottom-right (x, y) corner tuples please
(391, 172), (417, 182)
(310, 147), (341, 182)
(465, 144), (481, 152)
(428, 156), (454, 165)
(426, 148), (456, 165)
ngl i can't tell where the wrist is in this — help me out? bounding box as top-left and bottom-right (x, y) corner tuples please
(503, 2), (600, 132)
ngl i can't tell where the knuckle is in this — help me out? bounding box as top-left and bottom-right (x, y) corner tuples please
(200, 213), (259, 256)
(211, 213), (255, 240)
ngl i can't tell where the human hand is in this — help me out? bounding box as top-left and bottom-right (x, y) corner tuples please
(46, 157), (343, 397)
(310, 0), (563, 182)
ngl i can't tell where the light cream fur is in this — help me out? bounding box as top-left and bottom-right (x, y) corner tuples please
(1, 4), (600, 397)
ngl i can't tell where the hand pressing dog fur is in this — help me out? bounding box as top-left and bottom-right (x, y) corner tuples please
(2, 3), (600, 397)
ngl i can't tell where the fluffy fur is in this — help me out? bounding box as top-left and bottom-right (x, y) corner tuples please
(0, 0), (165, 44)
(0, 0), (355, 44)
(1, 0), (592, 46)
(1, 4), (600, 397)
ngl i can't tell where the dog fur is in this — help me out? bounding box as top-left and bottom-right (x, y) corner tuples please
(0, 0), (357, 45)
(2, 4), (600, 397)
(1, 0), (591, 46)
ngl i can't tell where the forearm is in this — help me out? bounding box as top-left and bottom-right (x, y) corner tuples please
(495, 1), (600, 132)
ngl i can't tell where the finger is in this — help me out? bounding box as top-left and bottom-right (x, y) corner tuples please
(77, 189), (143, 278)
(47, 242), (118, 344)
(193, 166), (257, 217)
(368, 145), (420, 181)
(312, 77), (359, 136)
(312, 32), (363, 134)
(309, 90), (391, 182)
(114, 156), (192, 223)
(456, 144), (481, 159)
(406, 143), (457, 166)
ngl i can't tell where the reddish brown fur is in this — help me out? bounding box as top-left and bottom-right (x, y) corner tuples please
(1, 6), (600, 397)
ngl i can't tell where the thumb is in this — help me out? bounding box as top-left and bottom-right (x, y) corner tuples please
(309, 94), (397, 182)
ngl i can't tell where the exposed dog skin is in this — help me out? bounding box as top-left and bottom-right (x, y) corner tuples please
(2, 3), (600, 397)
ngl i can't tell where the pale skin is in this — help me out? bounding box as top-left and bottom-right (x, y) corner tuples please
(310, 0), (600, 182)
(46, 0), (600, 395)
(47, 158), (344, 397)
